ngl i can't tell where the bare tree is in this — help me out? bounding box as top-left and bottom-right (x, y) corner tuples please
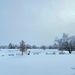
(19, 40), (27, 55)
(55, 33), (75, 54)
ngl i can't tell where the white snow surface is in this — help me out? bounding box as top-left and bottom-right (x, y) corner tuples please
(0, 49), (75, 75)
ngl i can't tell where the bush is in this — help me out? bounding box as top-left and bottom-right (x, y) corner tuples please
(33, 52), (39, 55)
(53, 52), (56, 55)
(59, 51), (65, 54)
(28, 51), (30, 55)
(8, 54), (14, 56)
(2, 55), (4, 57)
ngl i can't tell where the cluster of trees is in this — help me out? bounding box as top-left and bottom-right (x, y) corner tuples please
(39, 44), (58, 50)
(0, 44), (19, 49)
(19, 33), (75, 55)
(0, 33), (75, 55)
(0, 44), (57, 50)
(8, 43), (19, 49)
(55, 33), (75, 54)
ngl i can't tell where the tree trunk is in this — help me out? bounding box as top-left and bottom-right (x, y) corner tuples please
(68, 50), (72, 54)
(22, 51), (23, 55)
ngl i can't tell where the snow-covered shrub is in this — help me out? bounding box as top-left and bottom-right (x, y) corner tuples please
(16, 53), (22, 56)
(59, 51), (65, 54)
(28, 51), (30, 55)
(53, 52), (56, 55)
(8, 54), (14, 56)
(2, 55), (4, 57)
(46, 52), (51, 55)
(33, 52), (39, 55)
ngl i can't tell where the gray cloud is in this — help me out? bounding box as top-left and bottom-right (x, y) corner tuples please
(0, 0), (75, 45)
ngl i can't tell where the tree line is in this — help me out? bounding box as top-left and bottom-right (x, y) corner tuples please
(0, 43), (57, 49)
(0, 33), (75, 54)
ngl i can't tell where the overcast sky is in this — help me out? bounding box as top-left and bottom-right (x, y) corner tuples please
(0, 0), (75, 46)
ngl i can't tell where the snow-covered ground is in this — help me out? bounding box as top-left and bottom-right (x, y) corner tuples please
(0, 49), (75, 75)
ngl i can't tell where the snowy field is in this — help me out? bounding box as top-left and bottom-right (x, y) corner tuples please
(0, 49), (75, 75)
